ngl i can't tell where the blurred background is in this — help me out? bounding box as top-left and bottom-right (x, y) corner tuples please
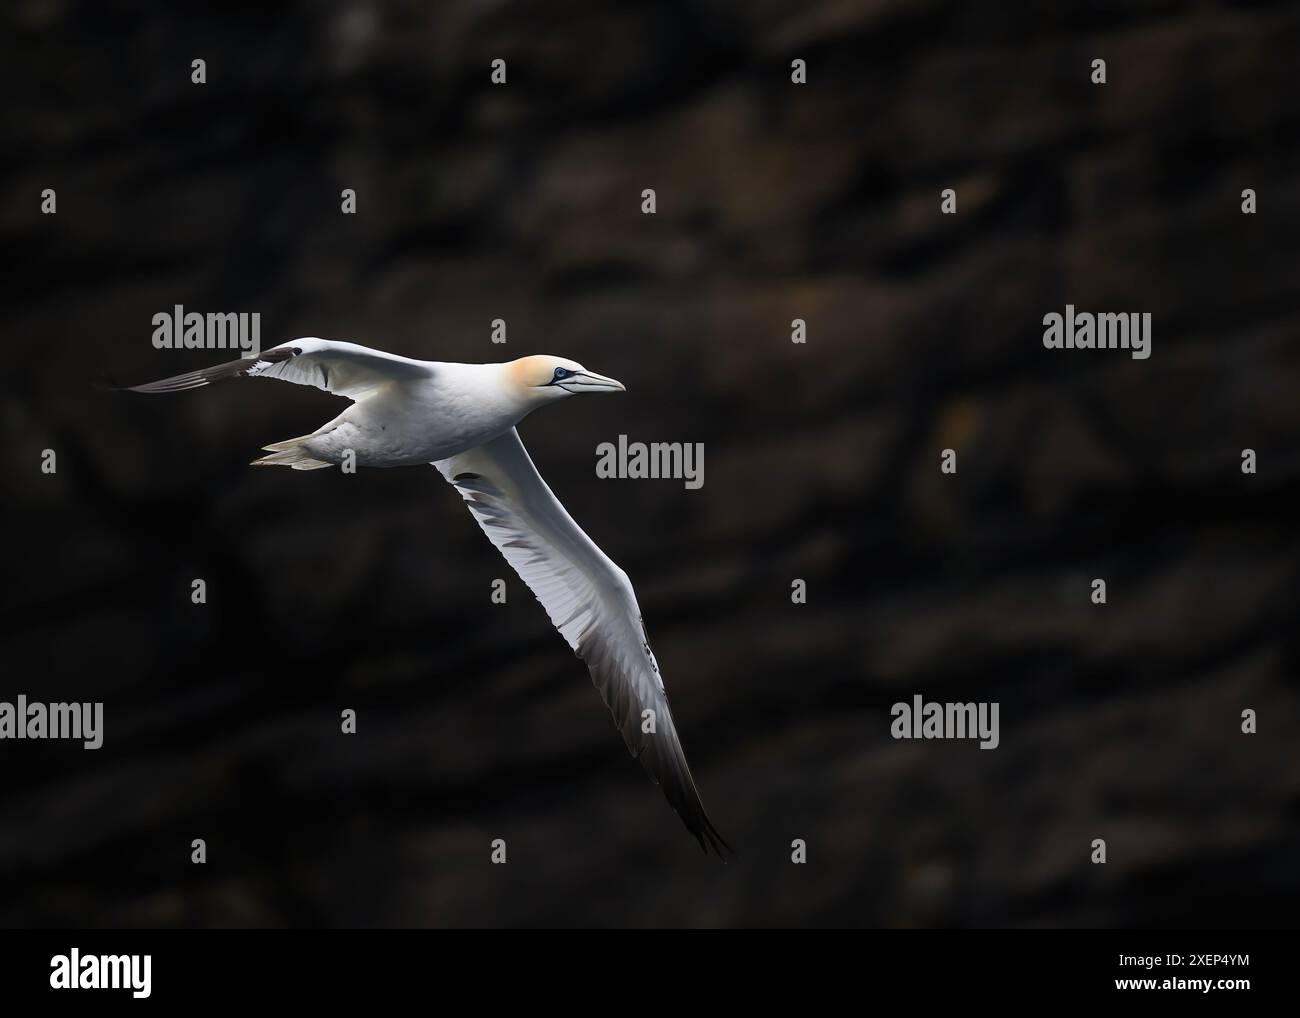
(3, 0), (1300, 928)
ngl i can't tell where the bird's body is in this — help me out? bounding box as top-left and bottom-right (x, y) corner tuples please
(280, 361), (517, 468)
(252, 344), (532, 468)
(124, 337), (731, 856)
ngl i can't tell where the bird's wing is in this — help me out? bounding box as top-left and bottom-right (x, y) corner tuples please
(434, 428), (730, 856)
(123, 338), (432, 402)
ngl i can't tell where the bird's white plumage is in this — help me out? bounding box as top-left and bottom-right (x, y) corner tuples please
(124, 339), (729, 854)
(247, 338), (433, 401)
(435, 429), (728, 854)
(435, 428), (658, 674)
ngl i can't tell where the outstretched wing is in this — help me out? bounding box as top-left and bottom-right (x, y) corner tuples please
(123, 338), (433, 402)
(435, 428), (731, 856)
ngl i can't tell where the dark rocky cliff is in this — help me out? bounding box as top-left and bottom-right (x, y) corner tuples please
(2, 0), (1299, 926)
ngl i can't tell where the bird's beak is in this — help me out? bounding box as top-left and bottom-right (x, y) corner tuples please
(570, 370), (626, 393)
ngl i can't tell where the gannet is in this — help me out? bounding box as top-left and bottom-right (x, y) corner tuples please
(125, 338), (731, 856)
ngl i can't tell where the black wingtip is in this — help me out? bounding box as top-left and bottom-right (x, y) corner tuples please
(694, 814), (735, 861)
(94, 369), (133, 392)
(96, 368), (162, 393)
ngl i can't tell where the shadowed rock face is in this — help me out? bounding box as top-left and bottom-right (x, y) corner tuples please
(3, 1), (1299, 928)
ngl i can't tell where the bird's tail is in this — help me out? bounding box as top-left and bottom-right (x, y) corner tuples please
(251, 436), (333, 470)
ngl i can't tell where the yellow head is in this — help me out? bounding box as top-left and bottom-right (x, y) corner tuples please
(505, 355), (626, 402)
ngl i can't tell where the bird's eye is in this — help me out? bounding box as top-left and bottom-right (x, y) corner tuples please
(553, 367), (573, 380)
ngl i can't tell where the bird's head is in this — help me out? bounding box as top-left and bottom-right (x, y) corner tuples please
(506, 355), (626, 404)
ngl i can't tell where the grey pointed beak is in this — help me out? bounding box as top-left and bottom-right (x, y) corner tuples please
(570, 370), (626, 393)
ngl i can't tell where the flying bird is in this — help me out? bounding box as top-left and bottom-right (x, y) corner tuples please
(124, 338), (731, 856)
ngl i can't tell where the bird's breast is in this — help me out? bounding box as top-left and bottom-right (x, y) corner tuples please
(314, 384), (519, 467)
